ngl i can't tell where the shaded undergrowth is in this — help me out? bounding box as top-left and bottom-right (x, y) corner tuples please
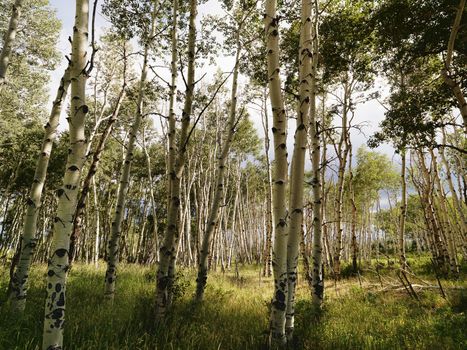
(0, 261), (465, 349)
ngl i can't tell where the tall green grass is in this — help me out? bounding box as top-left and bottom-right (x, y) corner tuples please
(0, 262), (465, 349)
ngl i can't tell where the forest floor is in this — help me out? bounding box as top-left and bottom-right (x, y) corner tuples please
(0, 257), (466, 350)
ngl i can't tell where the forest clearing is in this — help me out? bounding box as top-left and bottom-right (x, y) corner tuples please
(0, 0), (466, 349)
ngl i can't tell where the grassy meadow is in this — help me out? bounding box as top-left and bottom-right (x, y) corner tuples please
(0, 257), (466, 349)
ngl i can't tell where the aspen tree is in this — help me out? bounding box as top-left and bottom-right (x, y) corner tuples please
(155, 0), (197, 318)
(264, 0), (289, 343)
(310, 0), (323, 307)
(349, 142), (358, 273)
(451, 127), (467, 206)
(0, 0), (24, 84)
(320, 103), (331, 271)
(42, 0), (89, 348)
(430, 148), (459, 276)
(440, 129), (466, 238)
(71, 83), (126, 263)
(142, 127), (160, 263)
(9, 65), (71, 312)
(164, 0), (196, 298)
(285, 0), (312, 339)
(91, 176), (99, 266)
(416, 150), (451, 272)
(195, 27), (242, 301)
(261, 88), (274, 278)
(166, 0), (178, 207)
(399, 149), (408, 269)
(104, 2), (157, 299)
(410, 157), (438, 260)
(333, 78), (350, 278)
(69, 37), (130, 263)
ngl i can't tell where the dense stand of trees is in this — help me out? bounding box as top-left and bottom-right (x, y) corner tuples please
(0, 0), (465, 348)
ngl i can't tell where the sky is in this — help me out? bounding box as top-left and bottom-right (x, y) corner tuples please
(46, 0), (398, 171)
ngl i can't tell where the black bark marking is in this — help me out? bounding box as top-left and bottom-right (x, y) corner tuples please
(313, 282), (324, 299)
(56, 292), (65, 307)
(49, 307), (65, 329)
(273, 290), (286, 311)
(55, 249), (67, 258)
(46, 346), (62, 350)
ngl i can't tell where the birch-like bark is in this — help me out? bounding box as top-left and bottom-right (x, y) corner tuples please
(417, 150), (451, 272)
(410, 158), (438, 260)
(261, 88), (273, 278)
(333, 79), (350, 278)
(285, 0), (312, 339)
(0, 0), (24, 84)
(155, 0), (196, 318)
(349, 142), (358, 273)
(195, 30), (242, 301)
(333, 75), (351, 278)
(162, 0), (180, 296)
(440, 129), (466, 239)
(142, 128), (160, 264)
(265, 0), (289, 343)
(9, 65), (71, 312)
(430, 148), (459, 276)
(42, 1), (89, 348)
(166, 0), (178, 202)
(70, 79), (126, 263)
(321, 110), (331, 270)
(310, 1), (323, 307)
(92, 176), (100, 267)
(104, 3), (157, 299)
(398, 149), (408, 269)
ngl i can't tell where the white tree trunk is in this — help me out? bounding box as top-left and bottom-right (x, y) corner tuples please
(195, 29), (242, 301)
(310, 0), (323, 308)
(399, 150), (408, 269)
(104, 1), (157, 299)
(285, 0), (312, 339)
(42, 0), (89, 348)
(0, 0), (24, 84)
(264, 0), (289, 343)
(155, 0), (197, 319)
(9, 65), (71, 312)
